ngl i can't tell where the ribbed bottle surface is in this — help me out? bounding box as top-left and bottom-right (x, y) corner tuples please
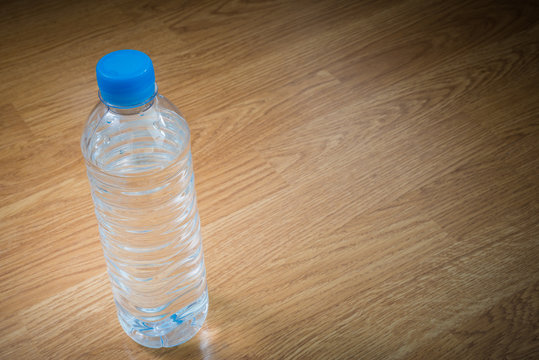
(81, 95), (207, 348)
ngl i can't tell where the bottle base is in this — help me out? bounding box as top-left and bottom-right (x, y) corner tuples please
(117, 290), (209, 348)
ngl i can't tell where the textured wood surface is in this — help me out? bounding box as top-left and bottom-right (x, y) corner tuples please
(1, 0), (538, 359)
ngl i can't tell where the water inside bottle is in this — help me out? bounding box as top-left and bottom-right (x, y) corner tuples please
(82, 95), (208, 348)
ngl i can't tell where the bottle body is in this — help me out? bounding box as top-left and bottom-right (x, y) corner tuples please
(81, 94), (208, 348)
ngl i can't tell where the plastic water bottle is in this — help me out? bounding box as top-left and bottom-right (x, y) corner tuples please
(81, 50), (208, 348)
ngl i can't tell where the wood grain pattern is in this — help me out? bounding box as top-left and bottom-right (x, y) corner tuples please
(1, 0), (538, 358)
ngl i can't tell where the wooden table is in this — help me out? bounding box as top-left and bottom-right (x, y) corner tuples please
(1, 0), (538, 358)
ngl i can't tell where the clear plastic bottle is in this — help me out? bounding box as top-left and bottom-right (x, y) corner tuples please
(81, 50), (208, 348)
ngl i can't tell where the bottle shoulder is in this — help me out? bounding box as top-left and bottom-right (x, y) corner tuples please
(81, 94), (191, 171)
(154, 94), (183, 117)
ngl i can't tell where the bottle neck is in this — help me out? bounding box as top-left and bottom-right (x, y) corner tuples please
(105, 95), (156, 115)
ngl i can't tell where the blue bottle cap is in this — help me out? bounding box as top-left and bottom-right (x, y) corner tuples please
(96, 49), (157, 108)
